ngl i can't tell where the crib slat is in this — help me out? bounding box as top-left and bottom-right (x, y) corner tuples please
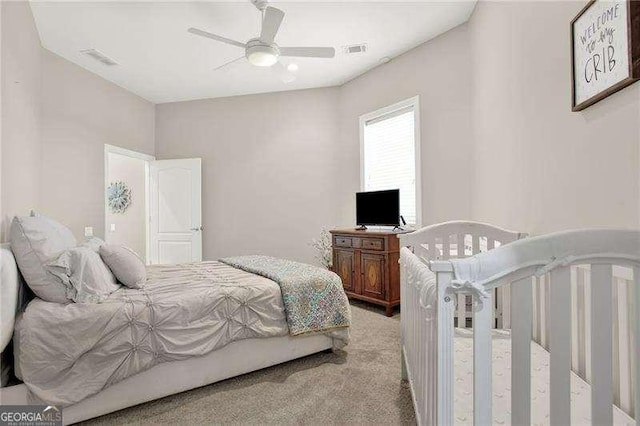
(549, 266), (571, 426)
(539, 275), (548, 348)
(443, 237), (451, 260)
(495, 288), (503, 329)
(502, 286), (511, 329)
(571, 267), (579, 372)
(511, 277), (532, 426)
(416, 244), (429, 261)
(591, 264), (613, 426)
(473, 292), (493, 426)
(457, 294), (466, 328)
(457, 234), (465, 258)
(576, 267), (587, 377)
(437, 270), (455, 425)
(633, 266), (640, 422)
(532, 278), (539, 340)
(614, 277), (631, 414)
(585, 269), (592, 382)
(428, 240), (436, 260)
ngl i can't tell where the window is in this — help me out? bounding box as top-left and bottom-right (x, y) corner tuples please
(360, 97), (420, 226)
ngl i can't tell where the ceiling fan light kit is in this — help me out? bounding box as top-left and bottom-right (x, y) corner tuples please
(246, 40), (280, 67)
(188, 1), (335, 82)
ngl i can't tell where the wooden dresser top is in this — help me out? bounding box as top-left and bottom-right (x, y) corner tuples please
(330, 228), (413, 237)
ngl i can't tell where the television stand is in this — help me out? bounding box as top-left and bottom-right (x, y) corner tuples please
(330, 228), (412, 316)
(355, 225), (368, 230)
(392, 225), (405, 232)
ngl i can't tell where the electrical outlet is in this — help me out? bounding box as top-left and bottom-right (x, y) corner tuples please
(84, 226), (94, 237)
(110, 223), (116, 232)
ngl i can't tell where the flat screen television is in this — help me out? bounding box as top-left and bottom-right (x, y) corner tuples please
(356, 189), (400, 227)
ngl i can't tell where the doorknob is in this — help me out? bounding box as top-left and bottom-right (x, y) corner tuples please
(190, 226), (203, 231)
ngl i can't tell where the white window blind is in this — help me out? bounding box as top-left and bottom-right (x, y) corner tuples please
(362, 106), (417, 225)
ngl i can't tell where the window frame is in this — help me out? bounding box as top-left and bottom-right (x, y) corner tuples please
(359, 95), (422, 227)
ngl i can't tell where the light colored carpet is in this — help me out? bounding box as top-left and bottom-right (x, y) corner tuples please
(80, 302), (416, 425)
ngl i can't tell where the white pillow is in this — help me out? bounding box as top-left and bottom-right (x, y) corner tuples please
(9, 214), (77, 303)
(99, 244), (146, 289)
(47, 247), (121, 303)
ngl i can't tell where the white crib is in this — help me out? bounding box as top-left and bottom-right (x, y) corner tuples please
(400, 222), (640, 426)
(400, 221), (526, 329)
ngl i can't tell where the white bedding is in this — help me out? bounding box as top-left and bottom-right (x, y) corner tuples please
(453, 329), (634, 425)
(14, 261), (349, 407)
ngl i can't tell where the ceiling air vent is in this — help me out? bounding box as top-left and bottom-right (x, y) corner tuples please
(343, 44), (367, 55)
(80, 49), (118, 66)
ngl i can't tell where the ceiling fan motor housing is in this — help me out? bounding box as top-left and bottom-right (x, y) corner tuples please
(245, 39), (280, 67)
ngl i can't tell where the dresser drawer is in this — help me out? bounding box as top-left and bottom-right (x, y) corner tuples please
(361, 237), (384, 251)
(334, 236), (352, 248)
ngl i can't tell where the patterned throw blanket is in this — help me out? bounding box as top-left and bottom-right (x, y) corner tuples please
(219, 255), (351, 335)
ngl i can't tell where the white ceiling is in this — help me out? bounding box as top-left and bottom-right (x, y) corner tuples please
(30, 1), (476, 104)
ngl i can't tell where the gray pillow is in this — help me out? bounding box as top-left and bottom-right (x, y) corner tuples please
(9, 214), (77, 303)
(82, 237), (106, 253)
(99, 244), (146, 289)
(80, 237), (120, 284)
(47, 247), (121, 303)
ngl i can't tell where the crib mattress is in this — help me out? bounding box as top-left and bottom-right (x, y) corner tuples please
(453, 329), (635, 426)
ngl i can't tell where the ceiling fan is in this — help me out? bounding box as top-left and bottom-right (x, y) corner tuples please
(188, 0), (335, 82)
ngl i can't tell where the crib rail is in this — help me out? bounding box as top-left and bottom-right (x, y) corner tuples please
(533, 265), (638, 417)
(401, 227), (640, 426)
(400, 248), (438, 426)
(402, 221), (526, 328)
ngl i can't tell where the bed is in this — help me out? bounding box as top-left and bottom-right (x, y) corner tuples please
(399, 221), (639, 425)
(0, 242), (350, 424)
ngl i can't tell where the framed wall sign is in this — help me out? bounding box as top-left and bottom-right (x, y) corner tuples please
(571, 0), (640, 111)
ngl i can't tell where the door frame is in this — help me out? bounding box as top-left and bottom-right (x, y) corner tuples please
(104, 144), (155, 263)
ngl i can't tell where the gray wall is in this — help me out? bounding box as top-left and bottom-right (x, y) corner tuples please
(40, 50), (155, 239)
(339, 1), (639, 235)
(469, 1), (640, 233)
(155, 3), (639, 263)
(0, 2), (155, 241)
(1, 2), (42, 240)
(155, 88), (344, 263)
(3, 0), (638, 260)
(154, 23), (475, 264)
(339, 23), (473, 227)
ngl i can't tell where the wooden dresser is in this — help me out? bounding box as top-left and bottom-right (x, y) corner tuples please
(330, 229), (409, 316)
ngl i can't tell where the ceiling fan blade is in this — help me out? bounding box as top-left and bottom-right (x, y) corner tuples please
(188, 28), (246, 49)
(214, 56), (246, 71)
(279, 47), (335, 58)
(260, 6), (284, 44)
(272, 61), (296, 83)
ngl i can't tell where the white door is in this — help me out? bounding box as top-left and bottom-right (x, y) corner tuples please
(149, 159), (202, 264)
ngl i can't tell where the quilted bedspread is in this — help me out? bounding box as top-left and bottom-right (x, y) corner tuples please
(219, 256), (351, 335)
(14, 261), (350, 407)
